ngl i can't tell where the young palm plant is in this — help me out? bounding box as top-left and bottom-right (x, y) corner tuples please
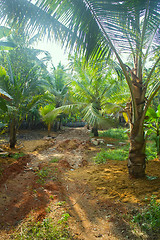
(39, 104), (55, 136)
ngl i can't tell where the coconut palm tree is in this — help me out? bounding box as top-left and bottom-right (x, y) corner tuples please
(69, 57), (128, 136)
(0, 0), (160, 177)
(42, 63), (71, 131)
(0, 44), (46, 148)
(44, 57), (128, 136)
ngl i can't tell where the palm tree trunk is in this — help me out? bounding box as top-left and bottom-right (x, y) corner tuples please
(53, 121), (58, 132)
(127, 69), (146, 177)
(9, 118), (17, 148)
(128, 120), (146, 178)
(92, 124), (98, 137)
(48, 122), (51, 137)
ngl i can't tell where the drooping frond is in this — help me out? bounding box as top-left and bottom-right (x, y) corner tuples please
(82, 103), (116, 128)
(44, 103), (83, 120)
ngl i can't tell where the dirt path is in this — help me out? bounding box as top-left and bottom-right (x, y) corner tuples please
(0, 127), (160, 239)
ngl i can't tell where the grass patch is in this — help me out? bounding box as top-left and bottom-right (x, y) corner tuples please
(11, 216), (72, 240)
(99, 128), (129, 140)
(10, 152), (25, 159)
(50, 158), (59, 163)
(132, 196), (160, 233)
(36, 168), (50, 184)
(94, 129), (157, 164)
(94, 144), (129, 163)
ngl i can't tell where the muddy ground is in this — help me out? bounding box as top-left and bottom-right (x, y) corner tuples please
(0, 127), (160, 240)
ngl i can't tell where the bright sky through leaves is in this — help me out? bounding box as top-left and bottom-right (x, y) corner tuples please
(35, 38), (69, 67)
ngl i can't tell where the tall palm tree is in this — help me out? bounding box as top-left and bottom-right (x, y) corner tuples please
(0, 0), (160, 177)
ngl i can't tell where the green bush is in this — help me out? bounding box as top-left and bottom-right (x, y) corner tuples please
(132, 196), (160, 233)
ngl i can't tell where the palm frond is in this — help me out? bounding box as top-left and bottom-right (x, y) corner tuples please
(44, 103), (84, 120)
(82, 103), (116, 128)
(0, 88), (12, 101)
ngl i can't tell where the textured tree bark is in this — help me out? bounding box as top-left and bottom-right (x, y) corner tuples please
(128, 121), (146, 178)
(127, 64), (146, 178)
